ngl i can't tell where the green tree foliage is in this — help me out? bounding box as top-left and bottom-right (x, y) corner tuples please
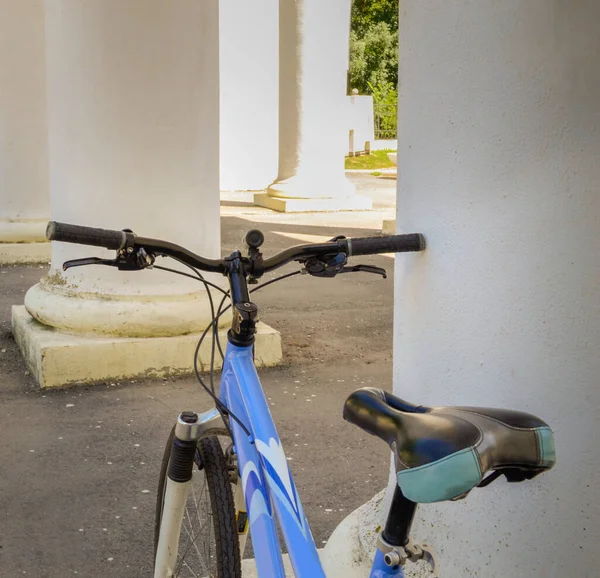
(351, 0), (398, 38)
(349, 0), (399, 137)
(349, 21), (398, 94)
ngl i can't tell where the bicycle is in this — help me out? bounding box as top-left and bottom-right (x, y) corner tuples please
(46, 221), (556, 578)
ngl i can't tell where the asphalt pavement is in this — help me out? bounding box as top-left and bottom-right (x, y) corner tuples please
(0, 174), (398, 577)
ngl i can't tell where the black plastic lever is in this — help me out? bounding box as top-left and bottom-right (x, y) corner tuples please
(63, 257), (118, 271)
(62, 248), (155, 272)
(342, 264), (387, 279)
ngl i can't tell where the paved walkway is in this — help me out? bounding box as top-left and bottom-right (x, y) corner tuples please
(0, 174), (396, 577)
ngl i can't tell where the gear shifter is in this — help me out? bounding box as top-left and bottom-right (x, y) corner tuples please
(303, 254), (387, 279)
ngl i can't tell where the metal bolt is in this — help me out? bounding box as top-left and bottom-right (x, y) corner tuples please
(384, 551), (401, 567)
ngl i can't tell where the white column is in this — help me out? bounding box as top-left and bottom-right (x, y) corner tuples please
(23, 0), (220, 336)
(323, 2), (600, 576)
(12, 0), (282, 388)
(393, 2), (600, 572)
(255, 0), (371, 212)
(0, 0), (50, 264)
(219, 0), (278, 192)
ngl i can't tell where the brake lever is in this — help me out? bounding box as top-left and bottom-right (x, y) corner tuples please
(62, 248), (155, 272)
(341, 264), (387, 279)
(63, 257), (118, 271)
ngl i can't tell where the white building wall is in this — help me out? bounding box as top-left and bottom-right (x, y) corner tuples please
(219, 0), (278, 191)
(347, 95), (374, 154)
(394, 1), (600, 576)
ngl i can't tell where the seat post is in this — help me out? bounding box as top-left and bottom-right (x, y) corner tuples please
(382, 486), (417, 547)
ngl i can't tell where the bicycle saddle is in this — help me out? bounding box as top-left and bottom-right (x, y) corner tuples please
(343, 388), (556, 503)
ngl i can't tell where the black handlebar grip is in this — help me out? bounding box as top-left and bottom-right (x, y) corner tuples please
(46, 221), (128, 251)
(347, 233), (425, 256)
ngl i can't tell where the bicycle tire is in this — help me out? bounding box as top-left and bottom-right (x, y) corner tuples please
(155, 427), (241, 578)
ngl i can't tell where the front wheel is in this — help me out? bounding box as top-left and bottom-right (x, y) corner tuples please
(155, 429), (241, 578)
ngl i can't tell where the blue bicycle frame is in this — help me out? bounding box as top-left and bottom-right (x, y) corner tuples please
(219, 341), (404, 578)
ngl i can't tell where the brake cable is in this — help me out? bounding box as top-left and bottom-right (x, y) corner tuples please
(153, 258), (303, 440)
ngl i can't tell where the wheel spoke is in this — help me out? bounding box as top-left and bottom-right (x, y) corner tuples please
(176, 504), (210, 575)
(189, 476), (213, 572)
(182, 560), (200, 577)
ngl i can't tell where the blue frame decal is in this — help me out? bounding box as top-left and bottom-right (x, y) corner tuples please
(219, 343), (324, 578)
(219, 342), (402, 578)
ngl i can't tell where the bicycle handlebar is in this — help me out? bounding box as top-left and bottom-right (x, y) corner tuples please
(46, 221), (425, 274)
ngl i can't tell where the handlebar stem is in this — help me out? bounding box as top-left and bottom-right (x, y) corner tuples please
(224, 252), (258, 347)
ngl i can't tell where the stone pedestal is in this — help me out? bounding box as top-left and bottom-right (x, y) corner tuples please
(0, 0), (50, 264)
(254, 192), (372, 213)
(14, 0), (281, 387)
(13, 306), (282, 389)
(256, 0), (371, 212)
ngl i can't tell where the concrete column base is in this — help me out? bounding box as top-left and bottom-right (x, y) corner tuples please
(254, 192), (372, 213)
(382, 219), (396, 234)
(0, 242), (51, 265)
(320, 488), (438, 577)
(320, 490), (387, 577)
(12, 306), (282, 389)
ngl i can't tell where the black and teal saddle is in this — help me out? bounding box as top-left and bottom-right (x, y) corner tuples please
(344, 388), (556, 503)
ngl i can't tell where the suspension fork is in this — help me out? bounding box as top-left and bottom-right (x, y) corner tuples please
(156, 254), (257, 576)
(154, 409), (227, 578)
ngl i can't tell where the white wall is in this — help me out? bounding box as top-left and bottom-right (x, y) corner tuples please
(347, 95), (374, 154)
(219, 0), (278, 191)
(394, 1), (600, 576)
(370, 139), (397, 152)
